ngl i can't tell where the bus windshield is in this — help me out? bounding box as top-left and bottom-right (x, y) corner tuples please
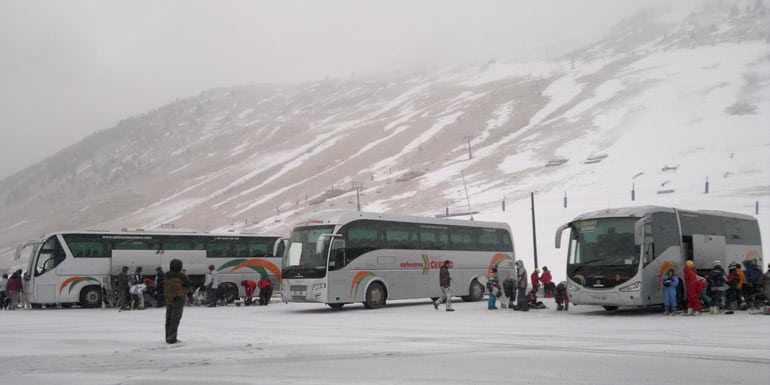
(567, 218), (640, 288)
(282, 225), (335, 279)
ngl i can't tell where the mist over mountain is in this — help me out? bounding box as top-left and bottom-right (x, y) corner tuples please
(1, 3), (769, 271)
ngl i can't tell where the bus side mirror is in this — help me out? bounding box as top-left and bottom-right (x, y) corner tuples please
(634, 218), (645, 246)
(555, 223), (570, 249)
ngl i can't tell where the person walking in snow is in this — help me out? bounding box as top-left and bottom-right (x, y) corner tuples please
(487, 267), (500, 310)
(514, 260), (528, 311)
(433, 260), (454, 311)
(164, 259), (189, 344)
(662, 268), (679, 315)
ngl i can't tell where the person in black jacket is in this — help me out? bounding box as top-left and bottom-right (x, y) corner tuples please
(433, 260), (454, 311)
(117, 266), (130, 311)
(164, 259), (190, 344)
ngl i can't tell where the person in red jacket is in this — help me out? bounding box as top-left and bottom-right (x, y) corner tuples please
(5, 270), (23, 310)
(257, 277), (273, 306)
(683, 260), (701, 315)
(540, 266), (554, 298)
(241, 279), (257, 306)
(528, 268), (541, 305)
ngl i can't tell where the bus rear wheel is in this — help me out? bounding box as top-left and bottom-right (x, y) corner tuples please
(462, 279), (484, 302)
(328, 303), (345, 310)
(364, 282), (386, 309)
(79, 286), (102, 308)
(603, 306), (619, 311)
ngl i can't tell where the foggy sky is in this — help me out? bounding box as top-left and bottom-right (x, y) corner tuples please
(0, 0), (674, 180)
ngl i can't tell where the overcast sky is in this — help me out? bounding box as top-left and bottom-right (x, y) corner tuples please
(0, 0), (675, 180)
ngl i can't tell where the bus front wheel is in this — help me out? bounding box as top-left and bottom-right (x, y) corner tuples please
(364, 283), (387, 309)
(462, 279), (484, 302)
(79, 286), (102, 308)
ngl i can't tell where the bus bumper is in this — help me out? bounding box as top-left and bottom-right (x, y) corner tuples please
(570, 290), (643, 307)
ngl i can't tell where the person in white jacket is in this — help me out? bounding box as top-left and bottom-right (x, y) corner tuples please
(204, 265), (220, 307)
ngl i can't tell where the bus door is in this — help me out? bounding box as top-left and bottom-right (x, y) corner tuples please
(31, 235), (66, 304)
(325, 235), (351, 303)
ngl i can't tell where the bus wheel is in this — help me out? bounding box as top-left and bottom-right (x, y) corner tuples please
(328, 303), (345, 310)
(462, 279), (484, 302)
(31, 303), (42, 309)
(220, 282), (239, 304)
(603, 306), (619, 311)
(79, 286), (102, 308)
(364, 283), (387, 309)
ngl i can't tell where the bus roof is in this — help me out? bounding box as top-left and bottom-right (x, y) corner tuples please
(32, 230), (282, 241)
(570, 205), (756, 222)
(292, 210), (511, 230)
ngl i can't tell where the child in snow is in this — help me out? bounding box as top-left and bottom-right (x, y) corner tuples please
(487, 267), (500, 310)
(662, 268), (679, 315)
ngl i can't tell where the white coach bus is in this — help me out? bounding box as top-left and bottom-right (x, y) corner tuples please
(281, 210), (516, 309)
(15, 230), (286, 308)
(555, 206), (763, 310)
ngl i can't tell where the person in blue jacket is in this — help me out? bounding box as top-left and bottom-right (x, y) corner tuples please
(662, 268), (679, 315)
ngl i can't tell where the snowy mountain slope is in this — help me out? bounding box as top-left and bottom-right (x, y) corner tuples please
(1, 4), (769, 275)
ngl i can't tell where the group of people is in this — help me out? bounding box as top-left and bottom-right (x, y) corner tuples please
(661, 258), (769, 316)
(0, 270), (30, 310)
(433, 260), (569, 312)
(115, 265), (166, 310)
(113, 264), (274, 310)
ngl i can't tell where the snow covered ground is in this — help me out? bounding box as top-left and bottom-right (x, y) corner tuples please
(1, 300), (769, 385)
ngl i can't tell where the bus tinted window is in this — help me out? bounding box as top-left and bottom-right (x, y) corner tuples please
(449, 227), (478, 251)
(248, 238), (277, 258)
(63, 235), (110, 258)
(724, 218), (761, 245)
(478, 229), (505, 251)
(162, 237), (206, 251)
(113, 237), (160, 251)
(384, 222), (419, 249)
(419, 225), (448, 250)
(341, 220), (382, 261)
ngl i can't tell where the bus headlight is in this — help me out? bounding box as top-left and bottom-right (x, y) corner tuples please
(568, 283), (580, 291)
(312, 283), (326, 290)
(619, 281), (641, 292)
